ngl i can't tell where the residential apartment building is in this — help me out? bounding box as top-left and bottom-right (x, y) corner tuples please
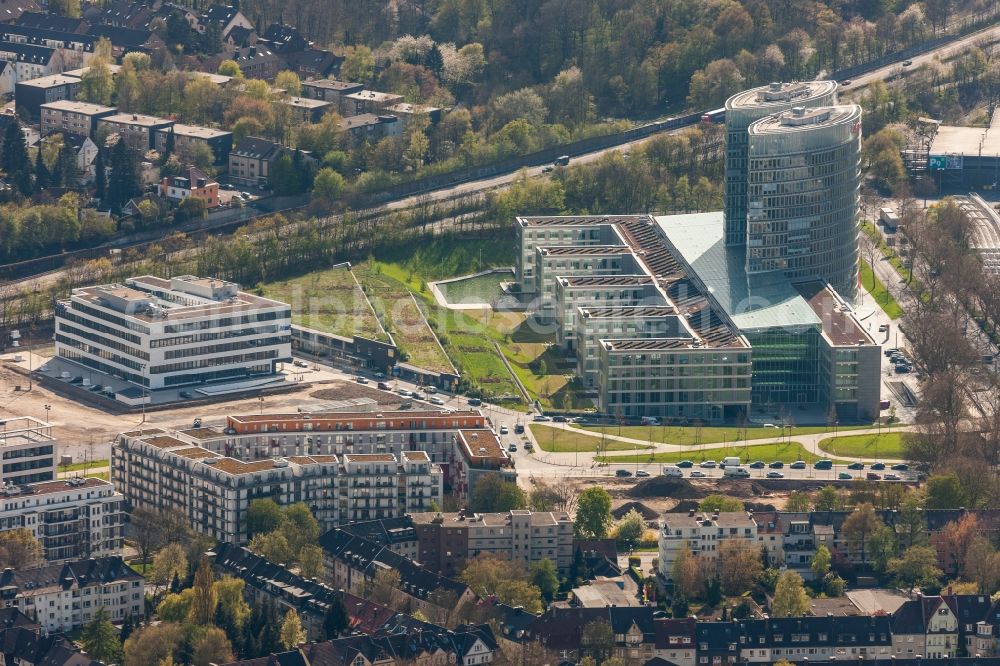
(384, 102), (442, 129)
(657, 510), (758, 575)
(281, 95), (333, 123)
(0, 556), (143, 632)
(739, 616), (893, 662)
(111, 426), (443, 543)
(0, 42), (60, 81)
(227, 135), (295, 186)
(158, 166), (220, 208)
(410, 509), (574, 577)
(14, 72), (79, 120)
(340, 113), (401, 146)
(892, 595), (959, 659)
(40, 100), (116, 138)
(0, 477), (124, 562)
(97, 112), (173, 151)
(339, 515), (419, 562)
(300, 78), (363, 107)
(54, 274), (292, 390)
(343, 90), (404, 116)
(154, 124), (233, 166)
(0, 416), (56, 486)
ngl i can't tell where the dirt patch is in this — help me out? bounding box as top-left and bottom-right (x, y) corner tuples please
(627, 477), (707, 500)
(310, 384), (405, 406)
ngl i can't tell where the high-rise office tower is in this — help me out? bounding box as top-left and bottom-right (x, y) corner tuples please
(745, 104), (863, 298)
(724, 81), (838, 246)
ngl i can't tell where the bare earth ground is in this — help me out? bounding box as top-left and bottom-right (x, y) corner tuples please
(0, 360), (378, 463)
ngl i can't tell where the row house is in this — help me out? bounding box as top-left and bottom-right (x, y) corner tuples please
(0, 608), (102, 666)
(318, 528), (476, 618)
(892, 595), (960, 659)
(739, 615), (893, 662)
(40, 99), (115, 138)
(0, 477), (124, 562)
(0, 556), (143, 633)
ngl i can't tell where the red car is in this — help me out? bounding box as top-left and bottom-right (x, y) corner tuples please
(866, 472), (881, 481)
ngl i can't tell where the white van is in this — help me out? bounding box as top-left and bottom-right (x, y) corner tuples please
(641, 416), (660, 426)
(661, 465), (683, 478)
(723, 466), (750, 478)
(721, 456), (741, 468)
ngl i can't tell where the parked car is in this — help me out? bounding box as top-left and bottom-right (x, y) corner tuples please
(891, 463), (909, 471)
(676, 460), (694, 468)
(397, 388), (410, 396)
(532, 414), (550, 421)
(293, 359), (308, 367)
(499, 425), (509, 435)
(377, 382), (390, 390)
(468, 398), (483, 406)
(749, 460), (766, 469)
(661, 465), (683, 477)
(878, 324), (889, 332)
(902, 59), (913, 66)
(884, 473), (902, 480)
(699, 460), (717, 468)
(884, 348), (898, 357)
(192, 418), (202, 428)
(871, 462), (886, 470)
(847, 462), (865, 470)
(814, 459), (833, 470)
(766, 471), (785, 479)
(769, 461), (784, 469)
(514, 424), (525, 434)
(867, 472), (881, 480)
(790, 460), (807, 469)
(541, 165), (554, 173)
(553, 416), (569, 423)
(179, 390), (193, 399)
(429, 397), (445, 405)
(508, 444), (517, 453)
(689, 470), (707, 478)
(615, 469), (633, 478)
(838, 472), (853, 480)
(424, 386), (437, 394)
(635, 470), (650, 478)
(356, 376), (369, 384)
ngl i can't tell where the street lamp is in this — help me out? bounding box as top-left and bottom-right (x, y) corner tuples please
(43, 404), (50, 424)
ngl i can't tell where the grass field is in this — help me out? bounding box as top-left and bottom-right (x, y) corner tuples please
(259, 265), (388, 341)
(501, 319), (592, 410)
(437, 272), (509, 305)
(531, 425), (650, 452)
(597, 441), (832, 464)
(576, 423), (871, 445)
(818, 432), (905, 458)
(859, 258), (904, 320)
(59, 459), (109, 472)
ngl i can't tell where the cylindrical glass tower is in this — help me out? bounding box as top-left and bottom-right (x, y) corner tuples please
(745, 104), (863, 299)
(724, 81), (838, 247)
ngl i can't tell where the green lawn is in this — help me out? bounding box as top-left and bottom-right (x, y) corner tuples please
(437, 272), (509, 305)
(597, 441), (834, 464)
(501, 323), (593, 410)
(576, 424), (870, 446)
(59, 459), (109, 472)
(859, 258), (904, 320)
(258, 265), (389, 342)
(818, 432), (905, 458)
(531, 425), (650, 452)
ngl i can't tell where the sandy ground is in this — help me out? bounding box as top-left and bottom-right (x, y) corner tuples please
(0, 358), (378, 463)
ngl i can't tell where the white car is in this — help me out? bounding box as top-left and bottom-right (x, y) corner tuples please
(499, 425), (509, 435)
(429, 397), (445, 405)
(661, 465), (683, 478)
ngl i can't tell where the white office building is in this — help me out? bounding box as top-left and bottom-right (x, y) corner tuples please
(54, 274), (292, 390)
(0, 417), (56, 486)
(0, 477), (125, 562)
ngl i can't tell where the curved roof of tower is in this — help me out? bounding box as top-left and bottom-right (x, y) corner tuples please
(747, 103), (861, 135)
(725, 80), (838, 111)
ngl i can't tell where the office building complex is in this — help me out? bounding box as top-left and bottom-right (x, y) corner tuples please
(54, 275), (292, 391)
(0, 478), (125, 562)
(746, 104), (863, 297)
(724, 81), (838, 246)
(111, 409), (512, 543)
(0, 416), (56, 486)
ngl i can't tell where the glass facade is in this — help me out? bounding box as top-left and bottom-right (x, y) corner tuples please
(745, 327), (822, 407)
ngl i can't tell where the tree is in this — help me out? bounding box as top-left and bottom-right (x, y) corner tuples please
(312, 167), (346, 203)
(614, 509), (646, 550)
(151, 543), (188, 592)
(940, 514), (979, 579)
(575, 487), (612, 538)
(811, 544), (832, 579)
(78, 57), (114, 106)
(530, 558), (559, 602)
(215, 576), (251, 632)
(281, 503), (321, 558)
(340, 45), (375, 82)
(925, 474), (967, 509)
(270, 153), (303, 196)
(897, 492), (928, 548)
(274, 71), (302, 96)
(323, 595), (349, 639)
(786, 491), (812, 512)
(279, 609), (306, 649)
(772, 571), (810, 617)
(157, 589), (194, 623)
(248, 531), (294, 565)
(298, 544), (324, 579)
(887, 546), (942, 592)
(699, 495), (745, 513)
(965, 538), (1000, 593)
(469, 472), (527, 512)
(459, 553), (543, 613)
(717, 540), (763, 596)
(191, 627), (233, 666)
(189, 556), (217, 626)
(107, 138), (139, 211)
(2, 121), (30, 196)
(842, 503), (884, 569)
(217, 60), (242, 77)
(48, 0), (80, 17)
(93, 149), (106, 201)
(671, 545), (702, 599)
(34, 147), (49, 190)
(367, 568), (402, 607)
(246, 498), (284, 538)
(581, 620), (614, 662)
(80, 606), (123, 664)
(814, 485), (844, 512)
(123, 623), (184, 666)
(0, 529), (42, 569)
